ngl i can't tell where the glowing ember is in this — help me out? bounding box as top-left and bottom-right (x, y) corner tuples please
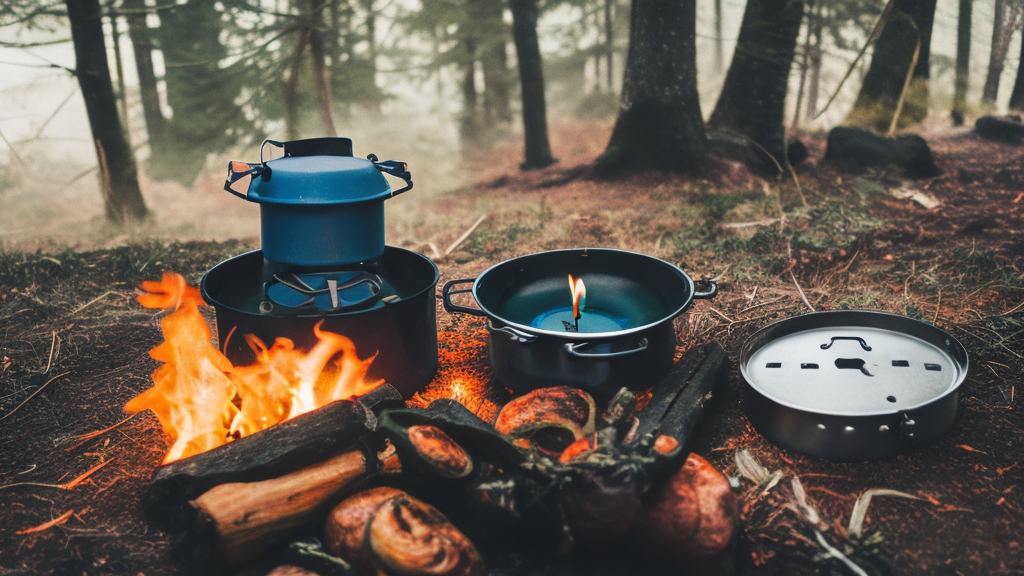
(567, 274), (586, 321)
(125, 272), (382, 463)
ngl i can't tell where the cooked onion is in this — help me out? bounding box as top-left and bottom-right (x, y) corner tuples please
(368, 495), (484, 576)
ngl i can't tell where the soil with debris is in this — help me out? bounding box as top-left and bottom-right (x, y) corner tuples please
(1, 125), (1022, 575)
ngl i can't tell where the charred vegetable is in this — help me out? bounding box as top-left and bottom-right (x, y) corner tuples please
(495, 386), (596, 456)
(368, 495), (485, 576)
(638, 453), (739, 563)
(407, 425), (474, 479)
(323, 486), (403, 573)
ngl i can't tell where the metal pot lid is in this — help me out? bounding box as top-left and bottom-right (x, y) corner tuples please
(249, 155), (392, 206)
(740, 310), (968, 417)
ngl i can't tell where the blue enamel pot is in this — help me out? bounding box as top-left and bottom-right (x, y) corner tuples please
(223, 137), (413, 268)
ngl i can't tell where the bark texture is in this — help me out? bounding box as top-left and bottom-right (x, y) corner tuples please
(952, 0), (972, 125)
(847, 0), (937, 131)
(66, 0), (148, 223)
(595, 0), (706, 175)
(709, 0), (804, 170)
(1009, 23), (1024, 112)
(978, 0), (1011, 104)
(475, 0), (512, 123)
(510, 0), (555, 169)
(124, 0), (168, 149)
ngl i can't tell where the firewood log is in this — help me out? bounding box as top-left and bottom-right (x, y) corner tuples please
(145, 384), (402, 529)
(185, 447), (396, 570)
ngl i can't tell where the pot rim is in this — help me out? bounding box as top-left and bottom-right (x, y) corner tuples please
(739, 309), (970, 417)
(470, 247), (697, 341)
(200, 247), (440, 319)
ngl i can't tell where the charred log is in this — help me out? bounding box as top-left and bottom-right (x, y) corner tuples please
(144, 384), (402, 529)
(823, 126), (939, 177)
(975, 115), (1024, 144)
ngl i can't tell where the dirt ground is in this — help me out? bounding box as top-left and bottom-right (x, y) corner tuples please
(1, 124), (1022, 575)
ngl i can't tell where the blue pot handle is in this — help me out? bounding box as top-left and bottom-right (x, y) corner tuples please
(223, 160), (265, 200)
(368, 154), (414, 197)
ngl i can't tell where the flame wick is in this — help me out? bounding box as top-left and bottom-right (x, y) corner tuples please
(568, 274), (586, 322)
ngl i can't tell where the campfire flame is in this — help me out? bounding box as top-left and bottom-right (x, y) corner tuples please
(125, 272), (382, 464)
(568, 274), (586, 320)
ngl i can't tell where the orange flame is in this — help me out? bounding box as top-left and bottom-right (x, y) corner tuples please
(125, 272), (382, 464)
(568, 274), (586, 320)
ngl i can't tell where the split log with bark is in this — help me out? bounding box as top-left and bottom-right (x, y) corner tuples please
(145, 384), (402, 530)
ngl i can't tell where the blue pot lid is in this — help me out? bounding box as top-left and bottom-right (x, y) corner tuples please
(248, 155), (392, 206)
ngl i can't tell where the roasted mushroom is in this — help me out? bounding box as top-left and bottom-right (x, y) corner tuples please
(367, 495), (485, 576)
(407, 424), (474, 479)
(324, 486), (403, 573)
(495, 386), (596, 457)
(637, 453), (739, 563)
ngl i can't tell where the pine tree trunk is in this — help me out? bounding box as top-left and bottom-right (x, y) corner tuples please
(1010, 26), (1024, 111)
(107, 5), (130, 134)
(982, 0), (1007, 104)
(157, 0), (244, 181)
(306, 0), (337, 135)
(847, 0), (937, 131)
(510, 0), (555, 169)
(459, 30), (481, 143)
(953, 0), (972, 124)
(714, 0), (724, 70)
(604, 0), (614, 92)
(709, 0), (804, 170)
(285, 30), (310, 140)
(124, 0), (168, 149)
(792, 0), (814, 130)
(596, 0), (706, 175)
(804, 2), (823, 120)
(476, 0), (511, 123)
(66, 0), (148, 223)
(364, 0), (380, 110)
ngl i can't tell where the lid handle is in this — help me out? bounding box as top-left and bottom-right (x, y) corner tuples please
(820, 336), (872, 351)
(368, 154), (414, 197)
(223, 160), (265, 200)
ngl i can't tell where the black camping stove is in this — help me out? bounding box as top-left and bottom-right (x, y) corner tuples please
(260, 258), (388, 315)
(202, 248), (439, 398)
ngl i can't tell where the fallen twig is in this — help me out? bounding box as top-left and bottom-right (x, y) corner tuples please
(0, 371), (70, 423)
(789, 271), (815, 312)
(43, 330), (60, 373)
(443, 213), (488, 258)
(70, 290), (120, 315)
(0, 458), (111, 492)
(64, 413), (143, 451)
(16, 509), (74, 535)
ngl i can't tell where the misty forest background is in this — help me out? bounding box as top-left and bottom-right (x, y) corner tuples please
(0, 0), (1022, 246)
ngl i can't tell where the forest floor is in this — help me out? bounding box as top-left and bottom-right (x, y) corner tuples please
(0, 122), (1022, 575)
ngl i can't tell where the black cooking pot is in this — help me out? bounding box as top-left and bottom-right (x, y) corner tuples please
(223, 137), (413, 268)
(442, 248), (716, 396)
(201, 247), (438, 398)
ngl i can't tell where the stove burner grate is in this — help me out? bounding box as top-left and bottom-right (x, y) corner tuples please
(265, 270), (382, 312)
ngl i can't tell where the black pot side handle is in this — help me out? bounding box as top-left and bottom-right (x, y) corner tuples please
(693, 278), (718, 299)
(368, 154), (414, 197)
(223, 161), (265, 200)
(565, 337), (649, 359)
(441, 278), (485, 316)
